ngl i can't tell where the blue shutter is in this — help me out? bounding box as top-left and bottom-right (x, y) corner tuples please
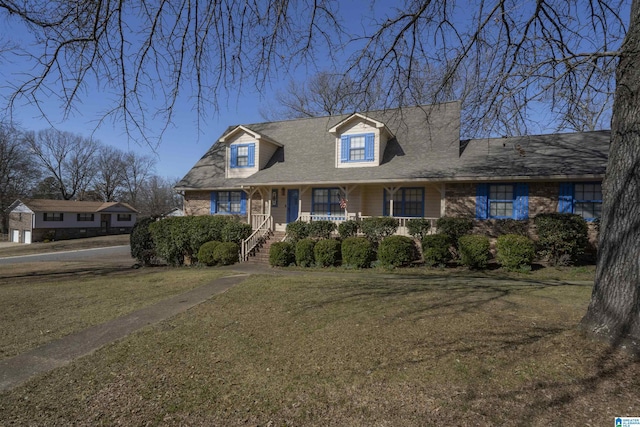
(210, 192), (218, 214)
(365, 133), (375, 161)
(476, 183), (488, 219)
(240, 191), (247, 215)
(247, 144), (255, 167)
(514, 183), (529, 220)
(230, 145), (238, 168)
(341, 136), (350, 162)
(558, 183), (574, 213)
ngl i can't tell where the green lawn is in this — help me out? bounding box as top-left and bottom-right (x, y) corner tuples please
(1, 269), (638, 426)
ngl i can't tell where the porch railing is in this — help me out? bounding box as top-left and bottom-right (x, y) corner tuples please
(358, 216), (439, 236)
(296, 215), (439, 237)
(241, 215), (273, 262)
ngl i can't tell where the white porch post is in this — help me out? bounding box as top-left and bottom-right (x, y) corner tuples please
(385, 186), (398, 216)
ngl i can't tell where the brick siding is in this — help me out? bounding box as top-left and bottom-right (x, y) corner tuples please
(184, 191), (211, 216)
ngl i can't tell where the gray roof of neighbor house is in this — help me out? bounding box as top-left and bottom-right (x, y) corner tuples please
(176, 102), (610, 190)
(9, 199), (138, 213)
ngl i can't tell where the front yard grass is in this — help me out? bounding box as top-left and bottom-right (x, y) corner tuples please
(1, 269), (638, 426)
(0, 263), (229, 359)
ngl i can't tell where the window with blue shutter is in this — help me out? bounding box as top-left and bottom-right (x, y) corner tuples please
(514, 183), (529, 220)
(476, 183), (529, 220)
(558, 182), (602, 221)
(341, 133), (375, 163)
(211, 191), (246, 214)
(558, 182), (574, 213)
(230, 143), (255, 168)
(475, 184), (489, 219)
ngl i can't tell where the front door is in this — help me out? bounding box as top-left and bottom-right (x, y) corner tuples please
(286, 190), (299, 223)
(101, 214), (111, 233)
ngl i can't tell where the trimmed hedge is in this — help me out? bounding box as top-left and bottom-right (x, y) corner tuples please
(534, 213), (588, 265)
(360, 217), (399, 243)
(341, 237), (375, 268)
(197, 241), (222, 266)
(130, 216), (157, 266)
(221, 221), (252, 244)
(338, 220), (360, 239)
(286, 221), (309, 243)
(421, 233), (452, 267)
(213, 242), (239, 265)
(407, 218), (433, 241)
(314, 239), (342, 267)
(496, 234), (535, 271)
(269, 242), (295, 267)
(436, 217), (473, 248)
(295, 239), (316, 267)
(458, 234), (490, 269)
(378, 235), (418, 267)
(307, 220), (337, 240)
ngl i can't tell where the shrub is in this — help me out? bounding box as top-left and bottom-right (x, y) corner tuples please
(407, 218), (434, 240)
(269, 242), (295, 267)
(130, 216), (157, 265)
(198, 241), (222, 266)
(213, 242), (239, 266)
(295, 239), (316, 267)
(314, 239), (342, 267)
(436, 217), (473, 248)
(338, 220), (360, 239)
(360, 217), (399, 243)
(149, 217), (188, 266)
(421, 234), (452, 267)
(378, 235), (418, 268)
(307, 220), (337, 240)
(286, 221), (309, 243)
(342, 237), (375, 268)
(221, 221), (252, 244)
(458, 235), (490, 269)
(534, 213), (588, 265)
(492, 219), (529, 237)
(188, 215), (233, 261)
(496, 234), (535, 271)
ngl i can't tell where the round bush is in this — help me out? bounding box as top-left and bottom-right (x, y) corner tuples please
(338, 220), (360, 239)
(458, 235), (490, 269)
(342, 237), (375, 268)
(307, 220), (337, 240)
(286, 221), (309, 243)
(378, 235), (418, 267)
(407, 218), (434, 240)
(360, 217), (399, 243)
(314, 239), (342, 267)
(221, 221), (252, 244)
(269, 242), (295, 267)
(295, 239), (316, 267)
(534, 213), (588, 265)
(213, 242), (239, 266)
(436, 217), (473, 248)
(421, 233), (452, 267)
(197, 241), (222, 266)
(496, 234), (535, 271)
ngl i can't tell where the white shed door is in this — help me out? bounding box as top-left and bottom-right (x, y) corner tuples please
(11, 230), (19, 243)
(24, 231), (32, 244)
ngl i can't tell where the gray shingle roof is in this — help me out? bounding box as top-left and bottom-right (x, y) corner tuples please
(176, 102), (610, 190)
(11, 199), (138, 213)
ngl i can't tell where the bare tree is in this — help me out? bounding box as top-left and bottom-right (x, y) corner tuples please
(121, 151), (156, 208)
(136, 175), (182, 217)
(0, 121), (40, 231)
(26, 128), (99, 200)
(94, 145), (125, 202)
(0, 1), (638, 344)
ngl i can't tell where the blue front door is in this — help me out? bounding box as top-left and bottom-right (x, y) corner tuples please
(287, 189), (299, 223)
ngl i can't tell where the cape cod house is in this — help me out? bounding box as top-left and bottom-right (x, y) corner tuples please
(7, 199), (138, 243)
(175, 101), (608, 259)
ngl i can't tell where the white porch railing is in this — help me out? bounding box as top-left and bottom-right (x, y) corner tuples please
(250, 213), (271, 230)
(358, 216), (438, 236)
(296, 215), (438, 237)
(298, 213), (358, 224)
(241, 215), (273, 262)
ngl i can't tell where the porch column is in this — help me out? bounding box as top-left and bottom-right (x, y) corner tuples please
(385, 187), (398, 216)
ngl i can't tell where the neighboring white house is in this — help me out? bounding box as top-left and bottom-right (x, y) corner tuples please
(7, 199), (138, 243)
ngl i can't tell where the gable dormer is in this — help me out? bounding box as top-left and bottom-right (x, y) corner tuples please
(219, 125), (282, 178)
(329, 113), (393, 168)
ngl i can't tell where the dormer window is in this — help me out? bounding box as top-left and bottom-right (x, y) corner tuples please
(341, 133), (374, 163)
(230, 143), (255, 168)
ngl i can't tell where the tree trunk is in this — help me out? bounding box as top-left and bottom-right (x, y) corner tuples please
(581, 0), (640, 348)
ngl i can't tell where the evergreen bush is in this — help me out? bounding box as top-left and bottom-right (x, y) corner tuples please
(421, 233), (452, 267)
(307, 220), (337, 240)
(341, 237), (375, 268)
(221, 221), (253, 244)
(295, 239), (316, 267)
(378, 235), (418, 267)
(406, 218), (434, 240)
(286, 221), (309, 243)
(458, 235), (490, 269)
(360, 217), (399, 243)
(534, 213), (588, 265)
(213, 242), (239, 265)
(496, 234), (535, 271)
(338, 220), (360, 239)
(198, 241), (222, 266)
(313, 239), (342, 267)
(269, 242), (295, 267)
(130, 216), (157, 266)
(436, 216), (473, 248)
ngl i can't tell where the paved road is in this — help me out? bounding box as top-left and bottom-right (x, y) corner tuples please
(0, 245), (134, 265)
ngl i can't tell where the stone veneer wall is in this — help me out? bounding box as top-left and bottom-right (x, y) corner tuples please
(184, 191), (211, 216)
